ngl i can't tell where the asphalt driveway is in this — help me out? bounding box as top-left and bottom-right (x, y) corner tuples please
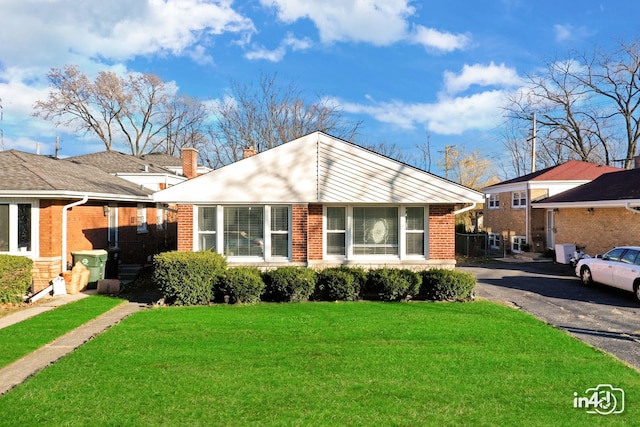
(459, 261), (640, 371)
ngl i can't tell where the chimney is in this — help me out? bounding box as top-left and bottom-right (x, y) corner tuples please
(181, 147), (198, 179)
(243, 146), (257, 159)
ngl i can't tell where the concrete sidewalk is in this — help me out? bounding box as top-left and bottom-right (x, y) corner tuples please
(0, 291), (95, 330)
(0, 295), (147, 396)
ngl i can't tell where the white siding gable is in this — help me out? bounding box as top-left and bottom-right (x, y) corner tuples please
(154, 132), (483, 204)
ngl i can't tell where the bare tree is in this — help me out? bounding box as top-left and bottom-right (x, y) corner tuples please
(34, 65), (207, 156)
(504, 39), (640, 170)
(209, 72), (361, 163)
(435, 146), (497, 190)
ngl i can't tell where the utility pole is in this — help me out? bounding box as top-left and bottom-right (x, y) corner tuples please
(530, 113), (536, 173)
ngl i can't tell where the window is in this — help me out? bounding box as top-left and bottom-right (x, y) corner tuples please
(512, 236), (526, 253)
(353, 207), (398, 255)
(405, 207), (424, 256)
(136, 204), (147, 233)
(512, 191), (526, 208)
(198, 206), (216, 251)
(488, 233), (500, 249)
(326, 207), (346, 256)
(620, 249), (639, 264)
(488, 194), (499, 209)
(270, 206), (289, 258)
(156, 203), (166, 231)
(0, 202), (34, 253)
(224, 206), (264, 257)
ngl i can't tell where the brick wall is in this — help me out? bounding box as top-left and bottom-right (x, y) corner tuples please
(554, 207), (640, 255)
(307, 204), (323, 261)
(177, 204), (194, 252)
(31, 257), (62, 293)
(291, 204), (308, 262)
(483, 191), (526, 236)
(428, 205), (455, 260)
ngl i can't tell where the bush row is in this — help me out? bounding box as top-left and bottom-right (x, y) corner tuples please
(0, 255), (33, 304)
(154, 252), (476, 306)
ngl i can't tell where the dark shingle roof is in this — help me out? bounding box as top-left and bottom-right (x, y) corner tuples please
(0, 150), (152, 198)
(534, 168), (640, 204)
(485, 160), (622, 189)
(65, 151), (178, 174)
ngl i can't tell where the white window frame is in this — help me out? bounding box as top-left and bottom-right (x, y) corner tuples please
(488, 233), (500, 249)
(325, 206), (347, 258)
(0, 199), (38, 256)
(488, 194), (499, 209)
(136, 204), (148, 233)
(511, 236), (527, 253)
(323, 205), (428, 261)
(196, 205), (217, 251)
(512, 191), (527, 208)
(193, 205), (291, 262)
(156, 203), (166, 231)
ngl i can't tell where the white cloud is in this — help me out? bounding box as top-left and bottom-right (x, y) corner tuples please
(443, 62), (521, 95)
(410, 25), (471, 52)
(553, 24), (593, 43)
(259, 0), (469, 52)
(245, 33), (312, 62)
(0, 0), (255, 69)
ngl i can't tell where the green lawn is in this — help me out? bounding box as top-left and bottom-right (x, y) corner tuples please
(0, 295), (124, 369)
(0, 301), (638, 426)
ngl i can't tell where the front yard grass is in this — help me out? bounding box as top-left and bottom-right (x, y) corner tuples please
(0, 295), (124, 369)
(1, 301), (638, 426)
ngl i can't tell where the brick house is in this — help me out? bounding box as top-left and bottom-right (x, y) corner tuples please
(0, 149), (184, 292)
(482, 161), (620, 254)
(154, 132), (484, 270)
(534, 166), (640, 256)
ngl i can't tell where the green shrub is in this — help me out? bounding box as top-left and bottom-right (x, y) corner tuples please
(365, 268), (421, 302)
(0, 255), (32, 304)
(217, 267), (265, 304)
(153, 251), (227, 305)
(420, 269), (476, 301)
(315, 268), (360, 301)
(262, 267), (317, 302)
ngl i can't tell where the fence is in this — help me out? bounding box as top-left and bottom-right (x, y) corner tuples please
(455, 233), (489, 257)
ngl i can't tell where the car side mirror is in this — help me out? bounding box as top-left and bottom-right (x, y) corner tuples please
(596, 254), (603, 259)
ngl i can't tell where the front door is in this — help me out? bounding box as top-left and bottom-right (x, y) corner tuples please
(108, 204), (118, 248)
(546, 210), (555, 249)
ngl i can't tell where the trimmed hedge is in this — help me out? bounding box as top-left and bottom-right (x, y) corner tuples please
(366, 268), (421, 302)
(153, 251), (227, 305)
(262, 267), (317, 302)
(217, 267), (265, 304)
(420, 269), (475, 301)
(0, 255), (32, 304)
(315, 268), (358, 301)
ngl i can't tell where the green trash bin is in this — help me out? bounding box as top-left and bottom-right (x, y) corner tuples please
(72, 250), (108, 283)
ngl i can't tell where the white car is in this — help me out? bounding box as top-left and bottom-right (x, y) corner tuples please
(575, 246), (640, 302)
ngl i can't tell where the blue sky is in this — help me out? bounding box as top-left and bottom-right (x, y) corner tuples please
(0, 0), (638, 177)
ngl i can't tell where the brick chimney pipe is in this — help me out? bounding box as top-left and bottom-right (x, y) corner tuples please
(181, 147), (198, 179)
(243, 147), (257, 159)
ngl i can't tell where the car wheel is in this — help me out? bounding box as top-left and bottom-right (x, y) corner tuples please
(580, 266), (593, 286)
(634, 281), (640, 303)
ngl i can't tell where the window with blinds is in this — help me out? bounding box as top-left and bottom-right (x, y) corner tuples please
(270, 206), (289, 257)
(198, 206), (216, 251)
(223, 206), (264, 256)
(353, 207), (398, 255)
(405, 207), (424, 255)
(326, 207), (346, 256)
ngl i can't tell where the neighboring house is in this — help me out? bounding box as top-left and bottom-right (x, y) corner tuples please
(482, 161), (621, 253)
(534, 166), (640, 256)
(0, 149), (181, 292)
(154, 132), (484, 270)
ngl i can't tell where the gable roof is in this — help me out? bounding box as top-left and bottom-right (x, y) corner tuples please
(65, 151), (177, 174)
(484, 160), (621, 189)
(534, 168), (640, 208)
(154, 132), (484, 204)
(0, 150), (153, 201)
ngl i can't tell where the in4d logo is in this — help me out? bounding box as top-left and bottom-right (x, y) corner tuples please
(573, 384), (624, 415)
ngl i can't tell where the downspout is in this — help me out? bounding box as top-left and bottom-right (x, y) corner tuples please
(625, 202), (640, 214)
(61, 195), (89, 272)
(453, 203), (477, 216)
(525, 183), (530, 246)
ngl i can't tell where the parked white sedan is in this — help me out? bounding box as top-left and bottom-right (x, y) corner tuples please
(575, 246), (640, 302)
